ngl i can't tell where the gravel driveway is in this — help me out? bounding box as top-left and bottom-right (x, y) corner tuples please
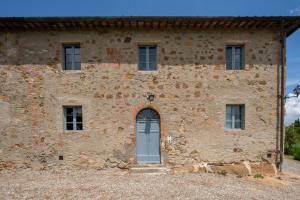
(0, 161), (300, 200)
(283, 158), (300, 176)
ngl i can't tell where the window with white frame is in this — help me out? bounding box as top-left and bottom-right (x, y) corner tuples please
(64, 106), (83, 131)
(226, 46), (245, 70)
(64, 45), (81, 70)
(138, 46), (157, 71)
(226, 105), (245, 129)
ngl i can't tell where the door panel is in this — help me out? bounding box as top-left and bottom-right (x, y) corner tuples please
(136, 109), (160, 164)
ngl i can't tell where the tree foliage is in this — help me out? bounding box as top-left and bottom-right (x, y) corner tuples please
(285, 119), (300, 160)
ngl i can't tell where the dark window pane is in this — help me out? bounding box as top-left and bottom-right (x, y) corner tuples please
(76, 116), (82, 123)
(74, 55), (80, 63)
(65, 63), (72, 70)
(139, 47), (146, 55)
(138, 62), (147, 70)
(76, 107), (82, 113)
(65, 47), (73, 54)
(235, 47), (242, 55)
(139, 54), (146, 63)
(149, 47), (157, 55)
(76, 123), (83, 130)
(74, 62), (81, 70)
(226, 120), (232, 129)
(233, 106), (240, 119)
(234, 52), (241, 69)
(76, 109), (82, 122)
(226, 62), (232, 70)
(66, 116), (73, 123)
(149, 55), (156, 63)
(226, 106), (232, 128)
(66, 123), (73, 130)
(74, 47), (80, 55)
(226, 106), (231, 118)
(234, 120), (242, 129)
(235, 62), (241, 69)
(226, 47), (233, 69)
(66, 108), (73, 115)
(66, 55), (73, 63)
(149, 62), (157, 70)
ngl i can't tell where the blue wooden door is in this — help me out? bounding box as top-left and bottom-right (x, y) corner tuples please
(136, 109), (160, 164)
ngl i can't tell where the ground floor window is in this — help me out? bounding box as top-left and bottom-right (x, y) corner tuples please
(64, 106), (83, 131)
(226, 104), (245, 129)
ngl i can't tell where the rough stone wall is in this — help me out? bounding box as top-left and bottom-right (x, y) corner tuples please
(0, 28), (280, 170)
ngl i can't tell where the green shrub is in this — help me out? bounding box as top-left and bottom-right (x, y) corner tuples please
(254, 174), (264, 179)
(285, 119), (300, 160)
(292, 142), (300, 161)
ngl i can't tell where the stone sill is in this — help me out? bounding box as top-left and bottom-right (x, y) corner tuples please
(61, 70), (83, 74)
(224, 128), (245, 132)
(63, 130), (85, 134)
(137, 70), (159, 74)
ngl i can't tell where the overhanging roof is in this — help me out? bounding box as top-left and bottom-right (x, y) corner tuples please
(0, 16), (299, 36)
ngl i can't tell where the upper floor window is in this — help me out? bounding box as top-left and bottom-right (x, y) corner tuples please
(226, 46), (245, 70)
(64, 45), (81, 70)
(64, 106), (83, 131)
(226, 104), (245, 129)
(138, 46), (157, 71)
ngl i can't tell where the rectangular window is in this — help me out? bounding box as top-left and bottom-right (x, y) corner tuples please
(138, 46), (157, 71)
(64, 45), (81, 70)
(226, 46), (244, 70)
(64, 106), (83, 131)
(226, 105), (245, 129)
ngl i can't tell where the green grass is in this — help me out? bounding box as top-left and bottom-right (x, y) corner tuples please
(253, 174), (264, 179)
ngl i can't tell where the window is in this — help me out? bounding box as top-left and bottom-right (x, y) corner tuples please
(64, 45), (81, 70)
(226, 105), (245, 129)
(226, 46), (245, 70)
(64, 106), (83, 131)
(138, 46), (157, 71)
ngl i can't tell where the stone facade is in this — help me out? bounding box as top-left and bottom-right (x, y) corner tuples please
(0, 27), (281, 171)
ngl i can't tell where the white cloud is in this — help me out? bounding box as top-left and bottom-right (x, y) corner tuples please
(286, 79), (300, 87)
(290, 6), (300, 15)
(285, 93), (300, 125)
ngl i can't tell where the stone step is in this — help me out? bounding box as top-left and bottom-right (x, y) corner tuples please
(129, 165), (170, 174)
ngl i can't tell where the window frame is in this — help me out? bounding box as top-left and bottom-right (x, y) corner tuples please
(226, 104), (245, 130)
(138, 45), (158, 71)
(63, 44), (81, 70)
(225, 45), (245, 70)
(63, 106), (83, 131)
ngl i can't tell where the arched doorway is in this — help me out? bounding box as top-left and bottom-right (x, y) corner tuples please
(136, 108), (161, 164)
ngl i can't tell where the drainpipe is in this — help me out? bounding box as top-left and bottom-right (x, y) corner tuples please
(279, 20), (286, 172)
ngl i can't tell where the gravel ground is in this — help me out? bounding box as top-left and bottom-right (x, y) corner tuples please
(0, 162), (300, 200)
(283, 158), (300, 176)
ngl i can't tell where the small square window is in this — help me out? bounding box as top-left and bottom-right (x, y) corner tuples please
(63, 106), (83, 131)
(138, 46), (157, 71)
(63, 45), (81, 70)
(226, 105), (245, 129)
(226, 46), (245, 70)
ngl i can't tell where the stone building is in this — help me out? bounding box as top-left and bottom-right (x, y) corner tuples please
(0, 16), (299, 174)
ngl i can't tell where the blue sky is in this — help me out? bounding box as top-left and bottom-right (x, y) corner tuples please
(1, 0), (300, 124)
